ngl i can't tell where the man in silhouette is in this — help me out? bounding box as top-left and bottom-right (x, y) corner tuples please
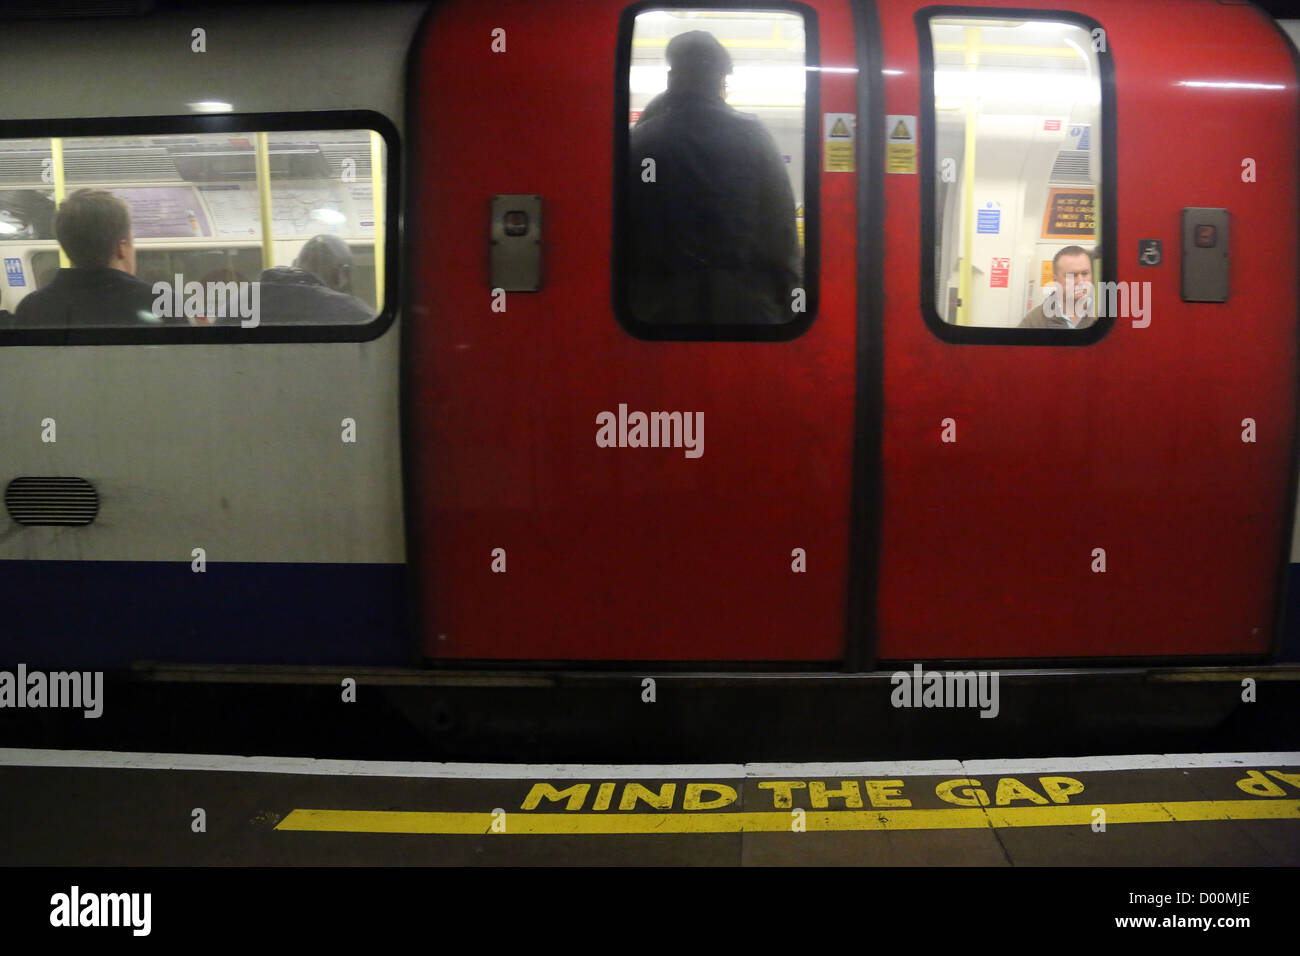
(628, 30), (801, 325)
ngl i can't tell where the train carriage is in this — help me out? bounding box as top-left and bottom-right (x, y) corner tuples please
(0, 0), (1297, 677)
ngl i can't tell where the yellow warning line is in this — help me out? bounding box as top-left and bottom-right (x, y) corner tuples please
(276, 800), (1300, 835)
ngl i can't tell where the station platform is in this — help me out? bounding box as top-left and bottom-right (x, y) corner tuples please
(2, 749), (1297, 866)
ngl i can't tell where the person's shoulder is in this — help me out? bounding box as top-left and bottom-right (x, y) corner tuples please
(1019, 304), (1048, 329)
(13, 284), (52, 315)
(114, 271), (157, 294)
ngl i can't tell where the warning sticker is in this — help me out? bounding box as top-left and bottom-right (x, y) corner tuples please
(824, 113), (855, 172)
(990, 257), (1010, 288)
(796, 203), (805, 249)
(885, 114), (916, 174)
(1041, 259), (1054, 289)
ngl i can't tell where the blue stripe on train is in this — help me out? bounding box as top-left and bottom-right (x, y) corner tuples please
(0, 560), (408, 669)
(5, 559), (1298, 668)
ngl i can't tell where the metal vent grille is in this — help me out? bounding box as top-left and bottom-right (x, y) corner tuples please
(321, 144), (375, 181)
(0, 154), (50, 186)
(65, 148), (180, 184)
(5, 477), (99, 526)
(1049, 150), (1091, 184)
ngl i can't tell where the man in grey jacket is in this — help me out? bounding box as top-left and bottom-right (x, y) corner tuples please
(1020, 245), (1096, 329)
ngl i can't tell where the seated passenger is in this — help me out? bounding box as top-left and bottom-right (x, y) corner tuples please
(1020, 245), (1095, 329)
(13, 189), (172, 328)
(251, 234), (373, 325)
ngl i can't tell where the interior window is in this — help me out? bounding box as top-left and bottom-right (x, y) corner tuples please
(620, 7), (813, 335)
(0, 127), (386, 329)
(929, 17), (1103, 332)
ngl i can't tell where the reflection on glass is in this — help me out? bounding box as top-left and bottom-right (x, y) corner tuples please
(931, 18), (1102, 329)
(626, 10), (806, 326)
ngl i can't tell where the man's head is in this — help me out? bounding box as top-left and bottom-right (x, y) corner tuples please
(665, 30), (732, 98)
(294, 234), (353, 293)
(55, 189), (135, 273)
(1052, 244), (1092, 312)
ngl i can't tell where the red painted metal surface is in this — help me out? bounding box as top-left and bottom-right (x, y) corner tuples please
(874, 0), (1299, 658)
(410, 0), (1298, 664)
(410, 0), (860, 660)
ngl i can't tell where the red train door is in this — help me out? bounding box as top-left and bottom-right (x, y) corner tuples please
(873, 0), (1299, 659)
(409, 0), (864, 661)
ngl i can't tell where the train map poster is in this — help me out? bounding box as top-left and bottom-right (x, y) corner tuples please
(198, 181), (370, 238)
(1041, 187), (1096, 240)
(117, 186), (212, 239)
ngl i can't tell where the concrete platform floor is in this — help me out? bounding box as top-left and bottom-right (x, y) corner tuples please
(1, 750), (1297, 866)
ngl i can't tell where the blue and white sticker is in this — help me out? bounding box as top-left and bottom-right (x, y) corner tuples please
(976, 204), (1001, 234)
(3, 257), (25, 288)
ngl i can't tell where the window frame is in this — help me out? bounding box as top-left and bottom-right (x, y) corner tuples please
(613, 0), (821, 342)
(0, 108), (399, 346)
(916, 6), (1116, 346)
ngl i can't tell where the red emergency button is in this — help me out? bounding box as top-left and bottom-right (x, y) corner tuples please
(1194, 224), (1217, 248)
(503, 211), (529, 237)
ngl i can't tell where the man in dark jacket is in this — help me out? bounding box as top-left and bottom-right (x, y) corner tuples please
(14, 189), (168, 328)
(628, 30), (801, 326)
(253, 233), (373, 325)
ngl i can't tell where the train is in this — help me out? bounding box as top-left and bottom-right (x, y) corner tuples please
(0, 0), (1297, 684)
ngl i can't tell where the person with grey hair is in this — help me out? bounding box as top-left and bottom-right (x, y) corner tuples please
(252, 233), (373, 325)
(628, 30), (800, 325)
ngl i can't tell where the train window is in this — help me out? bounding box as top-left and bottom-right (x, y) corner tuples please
(0, 117), (392, 339)
(922, 14), (1111, 341)
(616, 5), (818, 341)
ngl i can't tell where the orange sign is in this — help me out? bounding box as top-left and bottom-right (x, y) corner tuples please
(1041, 187), (1096, 241)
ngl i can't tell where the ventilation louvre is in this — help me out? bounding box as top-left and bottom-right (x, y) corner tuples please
(1049, 149), (1092, 185)
(5, 477), (99, 526)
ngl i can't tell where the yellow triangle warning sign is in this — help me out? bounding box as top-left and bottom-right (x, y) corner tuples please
(890, 120), (911, 140)
(829, 117), (851, 138)
(795, 203), (804, 217)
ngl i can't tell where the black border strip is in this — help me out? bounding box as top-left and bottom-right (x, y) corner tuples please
(401, 4), (444, 666)
(845, 0), (884, 672)
(915, 6), (1117, 346)
(1259, 4), (1300, 661)
(0, 109), (401, 346)
(611, 0), (821, 342)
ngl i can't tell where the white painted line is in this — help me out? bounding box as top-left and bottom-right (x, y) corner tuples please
(1, 749), (1296, 779)
(0, 749), (746, 779)
(743, 760), (965, 776)
(962, 753), (1300, 774)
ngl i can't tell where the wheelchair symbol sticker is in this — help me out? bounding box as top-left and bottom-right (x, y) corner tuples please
(1138, 239), (1162, 266)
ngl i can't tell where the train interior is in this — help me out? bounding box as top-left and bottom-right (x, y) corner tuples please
(931, 17), (1102, 328)
(0, 128), (385, 321)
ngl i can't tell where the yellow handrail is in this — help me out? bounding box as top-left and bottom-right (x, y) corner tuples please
(955, 27), (980, 327)
(369, 130), (385, 314)
(50, 138), (69, 268)
(254, 131), (274, 271)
